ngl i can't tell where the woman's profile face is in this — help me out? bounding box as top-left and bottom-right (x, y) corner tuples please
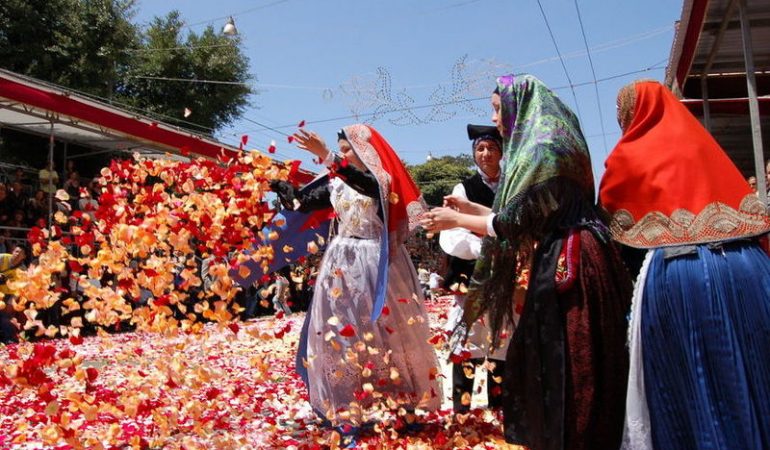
(338, 139), (365, 171)
(491, 93), (504, 136)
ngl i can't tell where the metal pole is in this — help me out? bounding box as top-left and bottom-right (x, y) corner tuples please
(701, 75), (712, 132)
(47, 122), (54, 232)
(738, 0), (767, 206)
(62, 141), (68, 177)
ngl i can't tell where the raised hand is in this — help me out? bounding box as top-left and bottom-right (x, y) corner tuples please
(292, 129), (331, 161)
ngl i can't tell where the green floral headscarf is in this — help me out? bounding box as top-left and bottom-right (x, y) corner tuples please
(463, 74), (595, 339)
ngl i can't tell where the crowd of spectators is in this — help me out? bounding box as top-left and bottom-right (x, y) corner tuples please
(0, 160), (104, 342)
(0, 161), (99, 252)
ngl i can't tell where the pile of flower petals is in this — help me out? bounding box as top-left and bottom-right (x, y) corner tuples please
(0, 299), (514, 449)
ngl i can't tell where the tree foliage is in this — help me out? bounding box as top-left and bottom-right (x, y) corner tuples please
(0, 1), (251, 133)
(119, 11), (251, 132)
(408, 154), (475, 206)
(0, 0), (138, 98)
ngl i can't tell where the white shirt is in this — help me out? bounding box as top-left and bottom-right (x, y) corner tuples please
(439, 183), (484, 260)
(428, 272), (442, 289)
(439, 178), (510, 360)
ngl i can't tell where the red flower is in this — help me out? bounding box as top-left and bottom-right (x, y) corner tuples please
(339, 324), (356, 337)
(205, 387), (222, 400)
(86, 367), (99, 383)
(427, 334), (444, 345)
(448, 350), (472, 364)
(68, 260), (84, 273)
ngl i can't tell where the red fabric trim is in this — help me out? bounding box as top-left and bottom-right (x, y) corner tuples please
(299, 209), (335, 232)
(600, 82), (751, 221)
(0, 75), (315, 184)
(676, 0), (709, 89)
(365, 126), (424, 234)
(0, 77), (231, 159)
(555, 229), (581, 293)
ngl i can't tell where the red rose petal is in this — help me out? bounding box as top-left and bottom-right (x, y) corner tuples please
(339, 324), (356, 337)
(86, 367), (99, 383)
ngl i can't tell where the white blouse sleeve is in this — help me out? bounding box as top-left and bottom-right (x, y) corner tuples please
(439, 184), (484, 260)
(485, 213), (497, 238)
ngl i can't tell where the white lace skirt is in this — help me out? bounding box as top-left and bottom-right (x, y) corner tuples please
(305, 237), (442, 424)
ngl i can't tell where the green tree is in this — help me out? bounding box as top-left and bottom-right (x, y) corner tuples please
(0, 2), (251, 132)
(408, 154), (475, 206)
(119, 11), (251, 132)
(0, 0), (139, 99)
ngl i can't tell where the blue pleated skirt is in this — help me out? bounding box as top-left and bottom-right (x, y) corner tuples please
(641, 242), (770, 450)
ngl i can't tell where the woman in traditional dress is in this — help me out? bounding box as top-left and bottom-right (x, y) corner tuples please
(425, 73), (632, 450)
(600, 80), (770, 450)
(272, 124), (441, 446)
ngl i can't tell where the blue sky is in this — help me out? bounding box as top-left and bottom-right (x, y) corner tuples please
(132, 0), (680, 184)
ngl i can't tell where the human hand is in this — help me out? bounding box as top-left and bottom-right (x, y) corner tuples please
(420, 207), (460, 233)
(292, 129), (330, 161)
(443, 195), (490, 216)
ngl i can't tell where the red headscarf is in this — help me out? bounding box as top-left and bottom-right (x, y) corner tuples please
(342, 124), (427, 244)
(599, 81), (769, 248)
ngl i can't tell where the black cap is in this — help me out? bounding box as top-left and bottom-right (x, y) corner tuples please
(467, 124), (501, 146)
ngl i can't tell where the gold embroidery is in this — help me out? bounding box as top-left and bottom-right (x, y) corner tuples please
(610, 194), (770, 248)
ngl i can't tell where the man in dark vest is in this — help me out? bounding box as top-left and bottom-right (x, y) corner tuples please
(440, 124), (510, 413)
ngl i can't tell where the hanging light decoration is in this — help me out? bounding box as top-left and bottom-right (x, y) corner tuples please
(222, 16), (238, 36)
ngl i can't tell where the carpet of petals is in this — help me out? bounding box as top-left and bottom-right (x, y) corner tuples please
(0, 296), (516, 449)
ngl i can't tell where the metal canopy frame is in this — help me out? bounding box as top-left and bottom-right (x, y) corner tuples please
(0, 68), (316, 184)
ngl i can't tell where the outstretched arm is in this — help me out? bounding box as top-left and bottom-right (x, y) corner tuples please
(269, 180), (331, 212)
(422, 206), (492, 236)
